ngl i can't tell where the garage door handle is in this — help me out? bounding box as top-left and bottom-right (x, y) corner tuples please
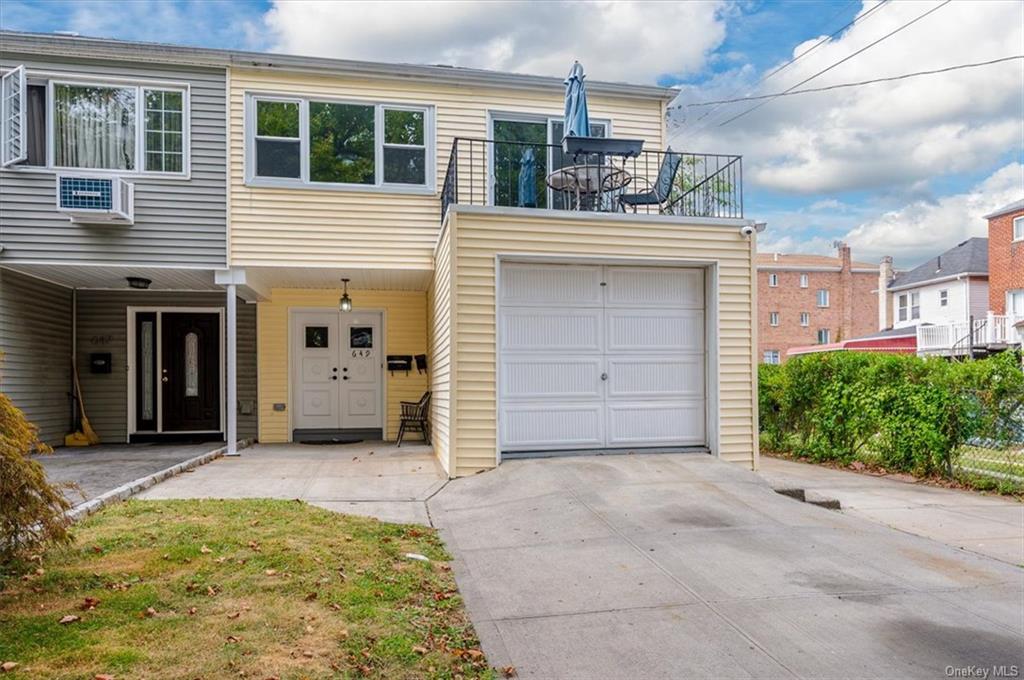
(601, 372), (608, 381)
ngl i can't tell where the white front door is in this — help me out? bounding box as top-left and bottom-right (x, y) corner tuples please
(498, 263), (706, 453)
(292, 310), (383, 431)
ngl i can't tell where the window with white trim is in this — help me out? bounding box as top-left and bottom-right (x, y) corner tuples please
(939, 289), (948, 307)
(769, 312), (779, 327)
(763, 350), (780, 365)
(817, 328), (830, 344)
(1, 66), (188, 175)
(898, 292), (920, 321)
(1007, 289), (1024, 316)
(799, 273), (808, 288)
(768, 273), (778, 287)
(1014, 216), (1023, 241)
(247, 94), (433, 189)
(817, 289), (829, 307)
(800, 312), (810, 327)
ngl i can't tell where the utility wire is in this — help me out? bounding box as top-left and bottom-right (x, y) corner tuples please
(673, 56), (1022, 108)
(713, 0), (952, 128)
(676, 0), (889, 136)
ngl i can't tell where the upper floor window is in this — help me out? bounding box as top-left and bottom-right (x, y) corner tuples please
(816, 289), (829, 307)
(898, 292), (920, 321)
(1, 66), (188, 175)
(800, 312), (810, 327)
(247, 94), (433, 190)
(768, 273), (778, 287)
(799, 273), (808, 288)
(769, 312), (779, 327)
(1014, 216), (1024, 241)
(939, 289), (948, 307)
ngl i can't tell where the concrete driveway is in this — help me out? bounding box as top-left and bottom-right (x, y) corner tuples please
(428, 454), (1024, 680)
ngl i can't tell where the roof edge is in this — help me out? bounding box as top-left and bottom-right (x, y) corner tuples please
(0, 30), (678, 101)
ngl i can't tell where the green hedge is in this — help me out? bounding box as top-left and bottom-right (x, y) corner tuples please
(759, 351), (1024, 478)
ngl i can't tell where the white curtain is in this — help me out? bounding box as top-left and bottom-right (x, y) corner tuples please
(54, 84), (135, 170)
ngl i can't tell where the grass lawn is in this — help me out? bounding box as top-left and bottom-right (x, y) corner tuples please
(0, 499), (498, 679)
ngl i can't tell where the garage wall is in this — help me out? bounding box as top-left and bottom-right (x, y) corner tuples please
(428, 223), (454, 474)
(443, 207), (757, 477)
(0, 268), (73, 446)
(256, 289), (429, 442)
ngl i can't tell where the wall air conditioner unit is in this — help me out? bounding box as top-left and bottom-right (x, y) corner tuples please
(56, 175), (134, 225)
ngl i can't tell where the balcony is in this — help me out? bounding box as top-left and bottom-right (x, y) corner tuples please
(917, 314), (1024, 356)
(440, 137), (743, 223)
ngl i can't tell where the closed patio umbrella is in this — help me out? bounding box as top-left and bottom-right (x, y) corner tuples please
(563, 61), (590, 140)
(517, 146), (537, 208)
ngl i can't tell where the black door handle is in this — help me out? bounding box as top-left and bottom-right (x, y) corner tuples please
(342, 376), (349, 380)
(331, 376), (338, 381)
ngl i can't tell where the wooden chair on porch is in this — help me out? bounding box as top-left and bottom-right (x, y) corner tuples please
(397, 391), (431, 446)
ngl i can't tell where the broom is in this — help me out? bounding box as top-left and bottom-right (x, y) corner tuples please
(65, 359), (100, 446)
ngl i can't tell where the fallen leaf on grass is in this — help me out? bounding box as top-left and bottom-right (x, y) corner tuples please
(412, 645), (429, 655)
(264, 569), (277, 576)
(144, 607), (157, 617)
(329, 603), (342, 611)
(304, 592), (318, 601)
(79, 597), (101, 611)
(501, 666), (517, 678)
(302, 650), (314, 658)
(91, 545), (103, 554)
(58, 614), (81, 624)
(94, 674), (115, 680)
(227, 612), (241, 619)
(1, 661), (19, 672)
(215, 556), (227, 564)
(188, 607), (197, 616)
(207, 586), (219, 597)
(226, 635), (241, 643)
(305, 625), (315, 633)
(248, 541), (261, 552)
(200, 545), (212, 554)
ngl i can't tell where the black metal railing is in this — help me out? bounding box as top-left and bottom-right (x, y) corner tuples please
(440, 137), (742, 223)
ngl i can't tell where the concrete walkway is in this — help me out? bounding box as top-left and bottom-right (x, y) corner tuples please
(37, 442), (222, 504)
(758, 456), (1023, 565)
(428, 453), (1023, 680)
(138, 441), (445, 525)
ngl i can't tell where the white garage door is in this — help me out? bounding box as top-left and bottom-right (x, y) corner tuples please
(499, 262), (705, 453)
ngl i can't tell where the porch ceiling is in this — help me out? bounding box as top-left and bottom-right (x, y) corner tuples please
(245, 266), (433, 292)
(1, 263), (219, 291)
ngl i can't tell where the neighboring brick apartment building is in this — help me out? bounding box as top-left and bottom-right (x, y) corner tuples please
(758, 244), (882, 363)
(984, 198), (1024, 317)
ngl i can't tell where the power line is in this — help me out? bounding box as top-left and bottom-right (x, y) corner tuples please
(713, 0), (952, 128)
(673, 56), (1022, 108)
(677, 0), (890, 136)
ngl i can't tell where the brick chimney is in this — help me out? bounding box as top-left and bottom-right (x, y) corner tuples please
(878, 256), (893, 330)
(838, 242), (853, 341)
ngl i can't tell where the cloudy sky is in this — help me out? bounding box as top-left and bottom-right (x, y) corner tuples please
(3, 0), (1022, 267)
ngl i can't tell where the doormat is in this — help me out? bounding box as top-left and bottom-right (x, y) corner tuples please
(299, 439), (364, 445)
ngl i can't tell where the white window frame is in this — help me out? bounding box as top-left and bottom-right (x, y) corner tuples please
(763, 350), (780, 365)
(768, 273), (778, 287)
(244, 92), (436, 194)
(898, 293), (909, 322)
(817, 289), (830, 308)
(910, 291), (920, 320)
(1007, 289), (1024, 317)
(769, 311), (779, 327)
(799, 273), (808, 288)
(817, 328), (831, 344)
(939, 289), (948, 307)
(1, 65), (27, 166)
(800, 312), (810, 327)
(1013, 216), (1024, 242)
(48, 77), (190, 177)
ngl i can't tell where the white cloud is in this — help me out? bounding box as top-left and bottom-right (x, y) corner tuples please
(671, 0), (1024, 196)
(263, 0), (727, 83)
(842, 162), (1023, 267)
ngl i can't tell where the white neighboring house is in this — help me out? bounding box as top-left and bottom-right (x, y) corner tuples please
(890, 237), (989, 331)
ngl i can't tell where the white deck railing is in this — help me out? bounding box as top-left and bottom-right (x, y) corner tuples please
(917, 314), (1022, 354)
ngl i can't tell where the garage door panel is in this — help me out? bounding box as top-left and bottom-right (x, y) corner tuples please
(605, 267), (704, 308)
(606, 401), (705, 447)
(501, 403), (604, 451)
(501, 308), (603, 353)
(501, 357), (603, 401)
(501, 263), (603, 307)
(606, 309), (704, 353)
(607, 356), (704, 399)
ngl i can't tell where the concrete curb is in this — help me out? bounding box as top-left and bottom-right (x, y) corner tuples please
(760, 476), (842, 510)
(66, 439), (255, 522)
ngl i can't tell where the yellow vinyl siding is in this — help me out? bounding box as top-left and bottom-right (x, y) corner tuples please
(257, 289), (428, 443)
(427, 223), (454, 474)
(442, 208), (756, 477)
(228, 68), (664, 269)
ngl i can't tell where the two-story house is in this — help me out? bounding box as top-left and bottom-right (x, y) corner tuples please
(984, 198), (1024, 318)
(757, 243), (882, 363)
(1, 32), (761, 478)
(0, 33), (257, 451)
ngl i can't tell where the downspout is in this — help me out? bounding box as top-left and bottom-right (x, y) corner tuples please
(71, 288), (77, 431)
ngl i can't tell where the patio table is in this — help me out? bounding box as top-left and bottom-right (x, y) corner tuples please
(546, 164), (632, 210)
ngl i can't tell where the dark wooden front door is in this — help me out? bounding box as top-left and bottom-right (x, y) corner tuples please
(161, 313), (220, 432)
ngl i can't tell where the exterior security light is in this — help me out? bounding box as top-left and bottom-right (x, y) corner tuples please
(126, 276), (152, 289)
(339, 278), (353, 312)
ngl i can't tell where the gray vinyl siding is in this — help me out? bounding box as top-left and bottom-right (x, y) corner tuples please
(75, 291), (257, 442)
(0, 52), (226, 267)
(0, 269), (73, 446)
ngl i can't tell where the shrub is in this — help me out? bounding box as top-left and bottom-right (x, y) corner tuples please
(0, 391), (72, 568)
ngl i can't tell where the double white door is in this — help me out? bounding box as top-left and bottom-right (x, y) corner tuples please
(292, 311), (382, 431)
(498, 263), (706, 452)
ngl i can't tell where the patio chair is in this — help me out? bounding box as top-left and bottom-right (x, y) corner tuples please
(618, 149), (683, 214)
(397, 391), (431, 447)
